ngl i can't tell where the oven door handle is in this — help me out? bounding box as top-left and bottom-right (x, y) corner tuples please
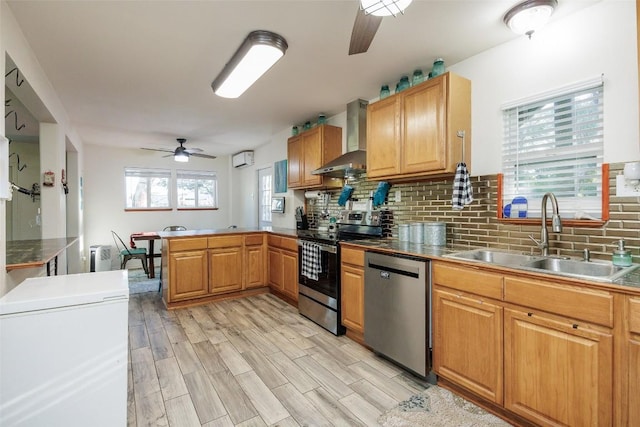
(297, 240), (337, 254)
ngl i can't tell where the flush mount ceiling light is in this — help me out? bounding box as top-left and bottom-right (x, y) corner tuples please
(211, 30), (288, 99)
(360, 0), (413, 17)
(503, 0), (557, 38)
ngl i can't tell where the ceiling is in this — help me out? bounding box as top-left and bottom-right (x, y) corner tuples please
(5, 0), (598, 157)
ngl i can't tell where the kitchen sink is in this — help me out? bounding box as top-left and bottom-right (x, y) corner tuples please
(521, 257), (639, 282)
(444, 248), (639, 282)
(444, 249), (543, 266)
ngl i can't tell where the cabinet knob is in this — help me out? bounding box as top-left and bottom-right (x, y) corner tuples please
(527, 312), (533, 317)
(572, 324), (579, 329)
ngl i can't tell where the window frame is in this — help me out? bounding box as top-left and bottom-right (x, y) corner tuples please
(124, 167), (172, 211)
(499, 77), (607, 227)
(176, 169), (218, 210)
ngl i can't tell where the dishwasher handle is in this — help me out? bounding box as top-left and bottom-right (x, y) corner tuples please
(367, 261), (420, 279)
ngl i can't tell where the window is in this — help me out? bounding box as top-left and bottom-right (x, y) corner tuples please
(502, 78), (604, 219)
(258, 167), (272, 227)
(176, 170), (217, 209)
(125, 168), (171, 209)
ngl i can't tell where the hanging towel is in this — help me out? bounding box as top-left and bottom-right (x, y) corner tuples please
(338, 185), (354, 207)
(373, 181), (390, 207)
(301, 241), (322, 281)
(452, 162), (474, 209)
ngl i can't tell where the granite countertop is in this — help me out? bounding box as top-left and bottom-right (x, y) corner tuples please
(6, 237), (79, 271)
(158, 227), (297, 239)
(341, 238), (640, 293)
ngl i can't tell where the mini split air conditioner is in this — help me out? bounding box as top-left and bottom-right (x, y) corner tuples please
(232, 151), (254, 168)
(90, 245), (112, 272)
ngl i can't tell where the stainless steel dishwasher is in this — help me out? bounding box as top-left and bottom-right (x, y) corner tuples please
(364, 251), (433, 381)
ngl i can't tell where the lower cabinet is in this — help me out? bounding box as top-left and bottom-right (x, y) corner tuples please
(504, 308), (613, 426)
(340, 246), (365, 339)
(433, 287), (503, 404)
(267, 235), (298, 303)
(626, 297), (640, 425)
(164, 233), (268, 307)
(432, 260), (616, 426)
(169, 249), (209, 301)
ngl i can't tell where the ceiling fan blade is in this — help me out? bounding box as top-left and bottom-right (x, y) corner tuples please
(190, 153), (217, 160)
(349, 8), (383, 55)
(184, 147), (204, 153)
(141, 147), (175, 154)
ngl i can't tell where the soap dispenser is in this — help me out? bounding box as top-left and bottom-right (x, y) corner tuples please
(613, 240), (633, 267)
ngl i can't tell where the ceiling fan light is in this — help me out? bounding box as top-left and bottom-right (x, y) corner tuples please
(211, 30), (288, 99)
(174, 151), (189, 162)
(503, 0), (557, 38)
(360, 0), (413, 17)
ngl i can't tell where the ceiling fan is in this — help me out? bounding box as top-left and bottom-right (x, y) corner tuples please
(349, 0), (413, 55)
(141, 138), (217, 162)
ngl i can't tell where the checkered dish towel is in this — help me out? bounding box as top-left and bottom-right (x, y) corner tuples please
(301, 241), (322, 281)
(452, 162), (473, 209)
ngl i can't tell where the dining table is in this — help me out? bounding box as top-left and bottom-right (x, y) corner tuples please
(130, 232), (161, 279)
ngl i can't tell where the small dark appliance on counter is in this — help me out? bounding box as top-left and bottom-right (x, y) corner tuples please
(295, 206), (309, 230)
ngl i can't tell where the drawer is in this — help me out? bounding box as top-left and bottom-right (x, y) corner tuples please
(504, 276), (613, 327)
(341, 247), (364, 267)
(168, 237), (207, 252)
(267, 235), (281, 248)
(279, 236), (298, 252)
(244, 234), (264, 246)
(629, 297), (640, 334)
(432, 262), (503, 300)
(208, 235), (243, 249)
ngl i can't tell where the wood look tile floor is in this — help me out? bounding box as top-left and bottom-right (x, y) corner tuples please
(127, 292), (430, 427)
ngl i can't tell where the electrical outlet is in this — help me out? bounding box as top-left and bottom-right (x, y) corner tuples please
(395, 189), (401, 202)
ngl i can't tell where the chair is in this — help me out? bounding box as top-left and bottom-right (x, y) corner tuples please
(158, 226), (187, 291)
(111, 230), (149, 277)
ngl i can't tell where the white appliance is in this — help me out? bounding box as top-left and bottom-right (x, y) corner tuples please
(232, 150), (254, 168)
(0, 270), (129, 426)
(90, 244), (112, 272)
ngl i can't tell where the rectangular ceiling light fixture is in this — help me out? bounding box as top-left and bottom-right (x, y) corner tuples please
(211, 30), (288, 99)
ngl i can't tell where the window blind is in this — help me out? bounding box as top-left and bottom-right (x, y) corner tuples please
(502, 81), (604, 219)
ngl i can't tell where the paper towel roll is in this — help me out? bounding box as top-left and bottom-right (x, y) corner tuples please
(305, 191), (322, 199)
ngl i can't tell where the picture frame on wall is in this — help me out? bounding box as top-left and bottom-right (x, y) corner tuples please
(271, 197), (285, 213)
(274, 159), (287, 193)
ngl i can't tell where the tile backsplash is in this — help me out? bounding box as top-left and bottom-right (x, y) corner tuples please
(305, 162), (640, 262)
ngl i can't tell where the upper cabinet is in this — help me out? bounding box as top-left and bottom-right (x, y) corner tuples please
(287, 124), (342, 190)
(366, 72), (471, 181)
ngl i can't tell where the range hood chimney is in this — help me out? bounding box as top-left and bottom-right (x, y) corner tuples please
(311, 99), (368, 177)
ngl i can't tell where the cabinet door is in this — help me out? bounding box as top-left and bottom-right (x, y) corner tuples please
(268, 248), (283, 291)
(169, 250), (208, 301)
(402, 78), (446, 173)
(282, 250), (298, 300)
(366, 96), (401, 179)
(504, 308), (613, 426)
(341, 264), (365, 334)
(302, 128), (322, 187)
(433, 288), (503, 404)
(209, 247), (243, 294)
(627, 296), (640, 425)
(245, 244), (265, 288)
(287, 136), (303, 188)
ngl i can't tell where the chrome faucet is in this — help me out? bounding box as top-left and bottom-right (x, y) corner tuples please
(529, 192), (563, 256)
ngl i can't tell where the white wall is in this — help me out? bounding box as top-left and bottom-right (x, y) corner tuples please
(1, 3), (84, 295)
(449, 0), (638, 175)
(83, 144), (231, 270)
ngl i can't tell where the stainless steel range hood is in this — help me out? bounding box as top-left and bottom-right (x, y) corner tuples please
(311, 99), (368, 178)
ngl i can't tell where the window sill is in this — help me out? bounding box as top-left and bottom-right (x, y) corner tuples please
(177, 207), (218, 211)
(497, 218), (606, 228)
(125, 208), (172, 212)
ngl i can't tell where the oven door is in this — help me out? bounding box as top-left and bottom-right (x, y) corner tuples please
(297, 240), (339, 309)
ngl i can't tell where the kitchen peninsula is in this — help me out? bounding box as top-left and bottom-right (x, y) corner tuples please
(159, 228), (298, 309)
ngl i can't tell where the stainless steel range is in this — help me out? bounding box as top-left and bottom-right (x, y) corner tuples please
(297, 210), (383, 335)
